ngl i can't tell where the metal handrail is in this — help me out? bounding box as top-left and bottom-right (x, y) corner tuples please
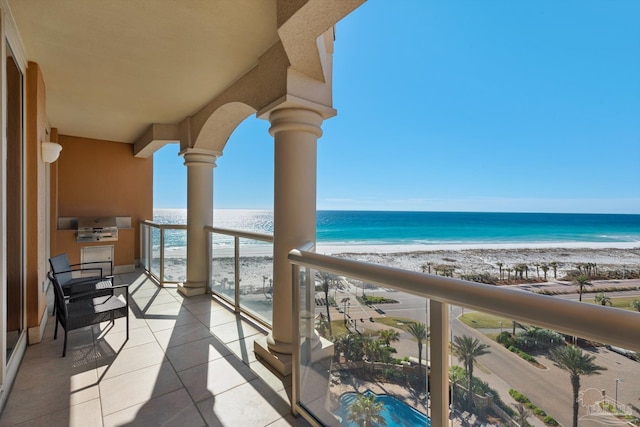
(289, 245), (640, 427)
(288, 247), (640, 353)
(140, 219), (187, 230)
(205, 225), (273, 242)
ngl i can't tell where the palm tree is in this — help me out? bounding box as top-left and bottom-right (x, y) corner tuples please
(496, 262), (504, 280)
(378, 329), (400, 348)
(574, 275), (592, 302)
(347, 393), (387, 427)
(630, 299), (640, 312)
(421, 262), (432, 274)
(316, 271), (336, 335)
(550, 345), (606, 427)
(550, 261), (558, 279)
(541, 264), (549, 281)
(406, 322), (428, 383)
(452, 335), (490, 410)
(594, 292), (611, 306)
(513, 403), (531, 427)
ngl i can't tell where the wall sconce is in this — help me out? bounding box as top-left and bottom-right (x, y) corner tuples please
(42, 141), (62, 163)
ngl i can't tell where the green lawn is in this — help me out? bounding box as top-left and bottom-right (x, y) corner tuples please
(585, 296), (640, 311)
(372, 317), (423, 332)
(460, 296), (640, 332)
(459, 312), (518, 329)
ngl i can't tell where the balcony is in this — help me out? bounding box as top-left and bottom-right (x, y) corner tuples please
(2, 223), (639, 427)
(0, 267), (306, 427)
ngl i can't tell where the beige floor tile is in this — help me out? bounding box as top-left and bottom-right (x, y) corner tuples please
(0, 365), (100, 426)
(210, 318), (265, 344)
(99, 362), (183, 416)
(142, 300), (189, 315)
(153, 322), (214, 350)
(131, 290), (181, 310)
(165, 336), (231, 373)
(103, 388), (205, 427)
(266, 414), (312, 427)
(192, 307), (237, 328)
(93, 325), (157, 359)
(249, 359), (289, 394)
(11, 398), (104, 427)
(225, 333), (264, 364)
(144, 307), (200, 332)
(196, 379), (291, 427)
(171, 292), (216, 307)
(96, 341), (166, 380)
(178, 355), (257, 403)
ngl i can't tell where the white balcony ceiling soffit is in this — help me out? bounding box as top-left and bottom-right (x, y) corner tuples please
(9, 0), (279, 143)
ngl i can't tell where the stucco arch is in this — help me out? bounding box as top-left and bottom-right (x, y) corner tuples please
(192, 101), (257, 153)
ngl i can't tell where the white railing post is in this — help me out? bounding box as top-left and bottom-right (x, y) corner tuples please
(430, 299), (450, 427)
(206, 229), (212, 292)
(234, 235), (240, 313)
(291, 263), (301, 417)
(159, 227), (165, 286)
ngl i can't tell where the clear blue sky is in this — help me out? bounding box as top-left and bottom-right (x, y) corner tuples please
(154, 1), (640, 214)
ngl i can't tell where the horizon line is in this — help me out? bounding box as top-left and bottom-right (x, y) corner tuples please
(152, 207), (640, 216)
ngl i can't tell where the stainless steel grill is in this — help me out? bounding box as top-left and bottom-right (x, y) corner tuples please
(76, 216), (118, 242)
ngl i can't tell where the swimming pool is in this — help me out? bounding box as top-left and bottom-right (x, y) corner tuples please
(334, 390), (430, 427)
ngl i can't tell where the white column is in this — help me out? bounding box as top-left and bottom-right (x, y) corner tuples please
(178, 148), (219, 297)
(254, 108), (323, 374)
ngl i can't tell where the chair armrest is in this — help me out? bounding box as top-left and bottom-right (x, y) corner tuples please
(68, 284), (128, 301)
(70, 260), (113, 275)
(56, 267), (104, 276)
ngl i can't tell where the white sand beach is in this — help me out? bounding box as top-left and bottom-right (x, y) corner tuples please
(318, 244), (640, 280)
(162, 243), (640, 289)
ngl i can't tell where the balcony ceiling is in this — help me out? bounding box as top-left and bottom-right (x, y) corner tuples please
(9, 0), (278, 143)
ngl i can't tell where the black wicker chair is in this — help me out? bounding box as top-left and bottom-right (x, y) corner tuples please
(49, 272), (129, 357)
(49, 253), (115, 314)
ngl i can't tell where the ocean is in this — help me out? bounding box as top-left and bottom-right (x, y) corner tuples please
(153, 209), (640, 251)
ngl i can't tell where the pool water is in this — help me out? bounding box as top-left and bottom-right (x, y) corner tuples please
(334, 390), (430, 427)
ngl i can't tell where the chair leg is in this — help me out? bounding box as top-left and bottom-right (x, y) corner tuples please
(54, 318), (58, 340)
(62, 330), (68, 357)
(126, 309), (129, 340)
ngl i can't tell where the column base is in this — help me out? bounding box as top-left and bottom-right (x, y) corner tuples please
(254, 336), (292, 376)
(177, 282), (207, 297)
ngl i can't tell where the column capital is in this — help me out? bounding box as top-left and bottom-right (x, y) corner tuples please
(267, 108), (323, 139)
(179, 148), (221, 167)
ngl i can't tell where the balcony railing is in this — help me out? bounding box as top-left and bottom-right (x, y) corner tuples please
(140, 221), (274, 328)
(140, 222), (640, 426)
(206, 226), (274, 327)
(140, 220), (187, 284)
(289, 246), (640, 427)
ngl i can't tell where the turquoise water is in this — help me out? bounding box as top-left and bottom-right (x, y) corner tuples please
(153, 209), (640, 248)
(334, 390), (429, 427)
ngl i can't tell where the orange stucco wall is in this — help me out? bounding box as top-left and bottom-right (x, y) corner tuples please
(25, 62), (47, 330)
(52, 135), (152, 266)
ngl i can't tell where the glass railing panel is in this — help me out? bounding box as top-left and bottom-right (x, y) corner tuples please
(210, 232), (235, 304)
(163, 227), (186, 283)
(150, 226), (161, 279)
(237, 237), (274, 325)
(297, 269), (431, 426)
(451, 306), (640, 427)
(140, 223), (149, 270)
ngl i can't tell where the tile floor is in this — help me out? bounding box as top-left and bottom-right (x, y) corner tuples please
(0, 269), (311, 427)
